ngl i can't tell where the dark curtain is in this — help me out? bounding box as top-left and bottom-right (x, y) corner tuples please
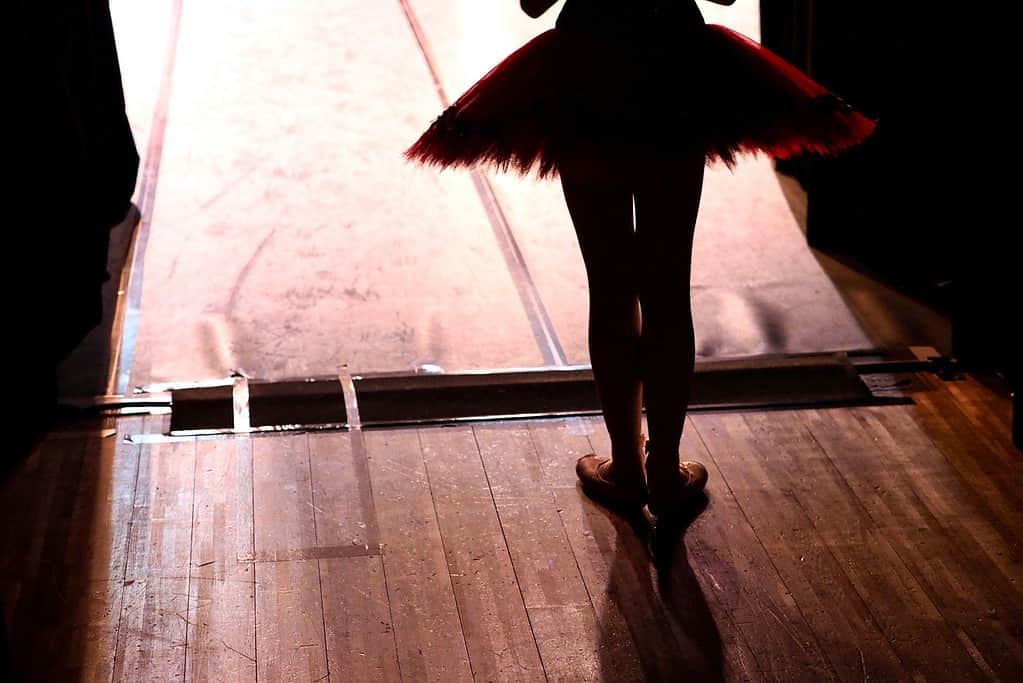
(761, 1), (1018, 441)
(9, 0), (139, 444)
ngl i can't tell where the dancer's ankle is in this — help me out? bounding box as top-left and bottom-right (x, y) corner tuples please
(601, 457), (646, 492)
(644, 442), (681, 475)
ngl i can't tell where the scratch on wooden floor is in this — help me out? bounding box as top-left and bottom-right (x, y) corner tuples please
(221, 638), (256, 663)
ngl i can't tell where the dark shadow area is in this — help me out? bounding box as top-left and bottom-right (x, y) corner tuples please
(763, 4), (955, 333)
(594, 496), (725, 681)
(56, 204), (140, 402)
(0, 424), (116, 682)
(7, 0), (139, 675)
(10, 0), (138, 460)
(761, 1), (1018, 442)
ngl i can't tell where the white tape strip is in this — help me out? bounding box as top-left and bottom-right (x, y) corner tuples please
(233, 375), (252, 433)
(338, 368), (361, 431)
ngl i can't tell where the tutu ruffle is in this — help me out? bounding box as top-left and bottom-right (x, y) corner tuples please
(406, 25), (876, 179)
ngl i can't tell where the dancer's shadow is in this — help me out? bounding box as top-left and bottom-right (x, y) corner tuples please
(593, 495), (724, 681)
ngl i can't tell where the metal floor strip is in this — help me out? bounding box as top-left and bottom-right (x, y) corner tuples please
(156, 351), (909, 435)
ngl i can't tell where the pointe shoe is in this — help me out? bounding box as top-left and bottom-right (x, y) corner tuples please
(646, 460), (709, 517)
(575, 454), (648, 509)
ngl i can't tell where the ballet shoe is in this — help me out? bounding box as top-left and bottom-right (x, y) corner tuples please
(646, 459), (709, 517)
(575, 454), (648, 509)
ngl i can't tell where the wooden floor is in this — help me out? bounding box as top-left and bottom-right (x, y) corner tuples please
(2, 371), (1020, 682)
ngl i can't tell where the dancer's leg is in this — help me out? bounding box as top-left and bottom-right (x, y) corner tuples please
(633, 154), (704, 493)
(561, 164), (645, 486)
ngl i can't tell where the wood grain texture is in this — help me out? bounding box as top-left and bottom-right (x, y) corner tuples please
(64, 419), (142, 682)
(364, 427), (473, 682)
(252, 434), (328, 682)
(418, 425), (545, 682)
(2, 418), (140, 682)
(693, 412), (888, 682)
(473, 423), (590, 610)
(7, 436), (88, 682)
(698, 410), (989, 681)
(114, 436), (196, 682)
(186, 437), (256, 681)
(4, 369), (1021, 682)
(309, 431), (400, 682)
(476, 422), (646, 681)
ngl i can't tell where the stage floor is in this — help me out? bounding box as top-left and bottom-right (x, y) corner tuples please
(3, 371), (1020, 681)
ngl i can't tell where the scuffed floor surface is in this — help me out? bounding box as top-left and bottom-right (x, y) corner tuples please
(3, 372), (1021, 681)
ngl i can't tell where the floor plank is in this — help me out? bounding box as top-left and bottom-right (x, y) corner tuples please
(528, 419), (599, 490)
(908, 376), (1023, 515)
(3, 419), (140, 682)
(475, 423), (632, 681)
(863, 405), (1023, 594)
(944, 376), (1014, 442)
(186, 437), (257, 681)
(473, 423), (590, 610)
(6, 376), (1022, 681)
(893, 390), (1023, 584)
(583, 418), (753, 680)
(64, 420), (142, 683)
(364, 428), (473, 682)
(673, 417), (850, 682)
(934, 375), (1019, 463)
(6, 434), (86, 681)
(545, 417), (739, 680)
(692, 412), (901, 682)
(808, 406), (1023, 671)
(252, 434), (328, 682)
(113, 435), (196, 682)
(733, 410), (988, 681)
(863, 404), (1023, 588)
(308, 431), (401, 682)
(418, 425), (546, 682)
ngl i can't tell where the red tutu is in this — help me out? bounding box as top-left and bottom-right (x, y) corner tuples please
(406, 25), (876, 179)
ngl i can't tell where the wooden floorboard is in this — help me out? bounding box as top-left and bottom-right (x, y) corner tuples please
(473, 423), (619, 681)
(61, 419), (141, 683)
(309, 431), (400, 682)
(4, 371), (1021, 681)
(113, 432), (195, 682)
(186, 437), (256, 682)
(894, 392), (1023, 605)
(688, 414), (851, 682)
(909, 376), (1023, 509)
(943, 375), (1014, 441)
(669, 421), (842, 682)
(364, 428), (474, 682)
(16, 435), (90, 681)
(557, 486), (722, 681)
(252, 434), (329, 682)
(2, 417), (140, 682)
(2, 427), (75, 682)
(419, 426), (546, 682)
(806, 407), (1023, 678)
(857, 405), (1023, 597)
(696, 410), (987, 681)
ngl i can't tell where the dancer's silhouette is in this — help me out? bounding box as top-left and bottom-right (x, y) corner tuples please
(407, 0), (874, 516)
